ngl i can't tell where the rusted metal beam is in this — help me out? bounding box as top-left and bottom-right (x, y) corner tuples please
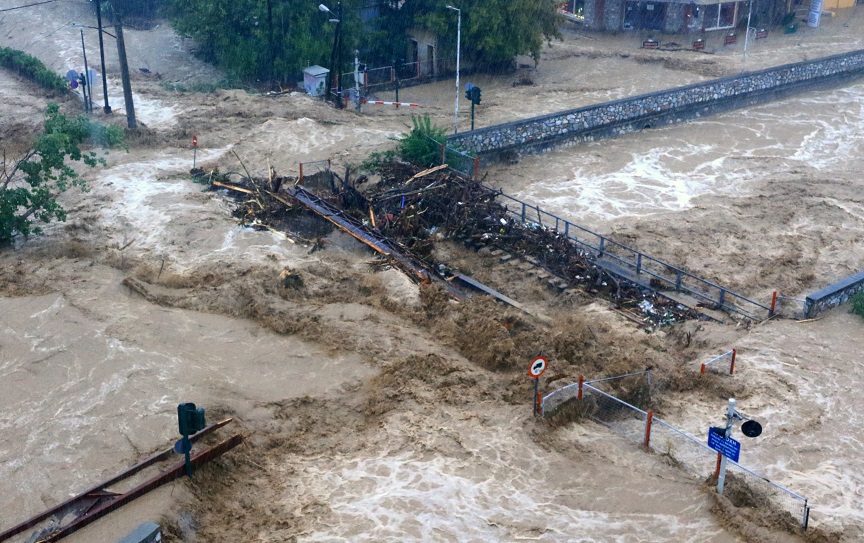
(0, 418), (233, 542)
(283, 186), (467, 300)
(38, 434), (243, 543)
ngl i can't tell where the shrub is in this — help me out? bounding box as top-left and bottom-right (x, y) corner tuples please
(0, 47), (67, 93)
(0, 104), (124, 244)
(397, 114), (449, 168)
(851, 290), (864, 319)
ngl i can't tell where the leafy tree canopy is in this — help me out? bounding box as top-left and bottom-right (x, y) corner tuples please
(162, 0), (561, 84)
(374, 0), (562, 68)
(0, 104), (123, 245)
(164, 0), (363, 84)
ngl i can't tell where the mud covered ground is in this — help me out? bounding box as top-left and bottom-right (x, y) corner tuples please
(1, 2), (864, 542)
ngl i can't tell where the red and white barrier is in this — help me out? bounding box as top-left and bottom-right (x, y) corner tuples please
(360, 99), (420, 107)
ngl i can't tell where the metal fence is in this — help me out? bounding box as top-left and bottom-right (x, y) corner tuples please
(700, 349), (737, 375)
(495, 192), (773, 320)
(428, 137), (480, 178)
(540, 376), (810, 529)
(297, 159), (333, 194)
(334, 60), (438, 96)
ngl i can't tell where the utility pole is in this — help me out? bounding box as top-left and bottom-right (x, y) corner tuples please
(320, 2), (342, 108)
(336, 1), (343, 109)
(96, 0), (111, 113)
(743, 0), (754, 61)
(111, 1), (136, 128)
(80, 29), (92, 112)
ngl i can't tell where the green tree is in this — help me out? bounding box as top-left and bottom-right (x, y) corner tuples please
(165, 0), (365, 85)
(0, 104), (123, 245)
(387, 0), (562, 69)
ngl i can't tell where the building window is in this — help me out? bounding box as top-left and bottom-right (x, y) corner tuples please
(703, 1), (738, 29)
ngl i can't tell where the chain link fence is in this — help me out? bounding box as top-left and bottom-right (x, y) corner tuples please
(540, 374), (810, 529)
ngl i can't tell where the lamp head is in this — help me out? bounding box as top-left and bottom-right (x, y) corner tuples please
(319, 4), (331, 13)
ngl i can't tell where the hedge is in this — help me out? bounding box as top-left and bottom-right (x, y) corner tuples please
(0, 47), (68, 93)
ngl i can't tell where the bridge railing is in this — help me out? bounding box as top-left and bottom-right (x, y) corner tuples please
(495, 192), (772, 319)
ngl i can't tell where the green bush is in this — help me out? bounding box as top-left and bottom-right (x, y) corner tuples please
(397, 114), (448, 168)
(0, 103), (124, 244)
(851, 290), (864, 319)
(0, 47), (67, 93)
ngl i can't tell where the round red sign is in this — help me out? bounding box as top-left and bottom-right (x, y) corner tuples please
(528, 356), (547, 378)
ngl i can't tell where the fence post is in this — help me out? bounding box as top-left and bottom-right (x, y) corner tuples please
(636, 253), (643, 275)
(700, 363), (707, 374)
(521, 202), (527, 223)
(644, 410), (653, 448)
(714, 452), (722, 480)
(770, 291), (778, 316)
(440, 143), (446, 165)
(564, 222), (570, 238)
(577, 375), (584, 400)
(599, 237), (606, 255)
(719, 289), (726, 307)
(675, 271), (683, 291)
(729, 348), (737, 375)
(802, 500), (810, 529)
(473, 156), (479, 179)
(299, 162), (304, 184)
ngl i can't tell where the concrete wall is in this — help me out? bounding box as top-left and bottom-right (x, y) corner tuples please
(447, 49), (864, 158)
(804, 271), (864, 318)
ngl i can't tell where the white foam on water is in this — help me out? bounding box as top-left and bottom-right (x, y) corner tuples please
(294, 410), (738, 543)
(507, 82), (864, 224)
(516, 142), (751, 223)
(96, 147), (231, 250)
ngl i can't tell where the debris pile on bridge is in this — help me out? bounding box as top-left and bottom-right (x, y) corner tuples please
(192, 162), (699, 325)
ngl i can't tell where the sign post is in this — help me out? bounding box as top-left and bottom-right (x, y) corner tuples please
(528, 355), (547, 416)
(716, 398), (736, 493)
(192, 136), (198, 169)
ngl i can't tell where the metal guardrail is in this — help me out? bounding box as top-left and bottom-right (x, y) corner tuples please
(494, 191), (772, 320)
(541, 378), (810, 528)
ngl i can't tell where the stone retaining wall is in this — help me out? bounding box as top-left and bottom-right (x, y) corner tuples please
(447, 49), (864, 158)
(803, 271), (864, 318)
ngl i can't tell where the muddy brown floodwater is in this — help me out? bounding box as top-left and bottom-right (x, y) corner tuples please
(1, 2), (864, 542)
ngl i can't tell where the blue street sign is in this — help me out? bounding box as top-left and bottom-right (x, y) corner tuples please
(708, 427), (740, 462)
(174, 438), (191, 454)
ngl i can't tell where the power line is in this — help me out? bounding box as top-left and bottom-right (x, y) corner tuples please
(0, 0), (58, 13)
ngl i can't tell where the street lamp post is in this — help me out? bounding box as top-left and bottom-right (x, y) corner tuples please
(319, 3), (343, 108)
(446, 5), (460, 134)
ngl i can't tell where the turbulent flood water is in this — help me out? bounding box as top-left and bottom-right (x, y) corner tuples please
(490, 82), (864, 228)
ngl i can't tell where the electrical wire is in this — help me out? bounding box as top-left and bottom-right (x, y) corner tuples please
(0, 0), (59, 13)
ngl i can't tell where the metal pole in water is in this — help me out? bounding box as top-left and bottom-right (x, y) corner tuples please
(743, 0), (753, 61)
(717, 398), (736, 494)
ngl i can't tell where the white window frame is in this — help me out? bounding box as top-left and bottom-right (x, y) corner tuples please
(703, 1), (739, 30)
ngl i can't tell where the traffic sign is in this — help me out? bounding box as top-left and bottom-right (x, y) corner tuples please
(708, 427), (740, 462)
(174, 438), (191, 454)
(69, 80), (79, 90)
(192, 136), (198, 147)
(65, 69), (79, 82)
(742, 419), (763, 437)
(528, 356), (547, 378)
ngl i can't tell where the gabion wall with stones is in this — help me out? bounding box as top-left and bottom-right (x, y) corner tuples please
(804, 271), (864, 318)
(447, 49), (864, 157)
